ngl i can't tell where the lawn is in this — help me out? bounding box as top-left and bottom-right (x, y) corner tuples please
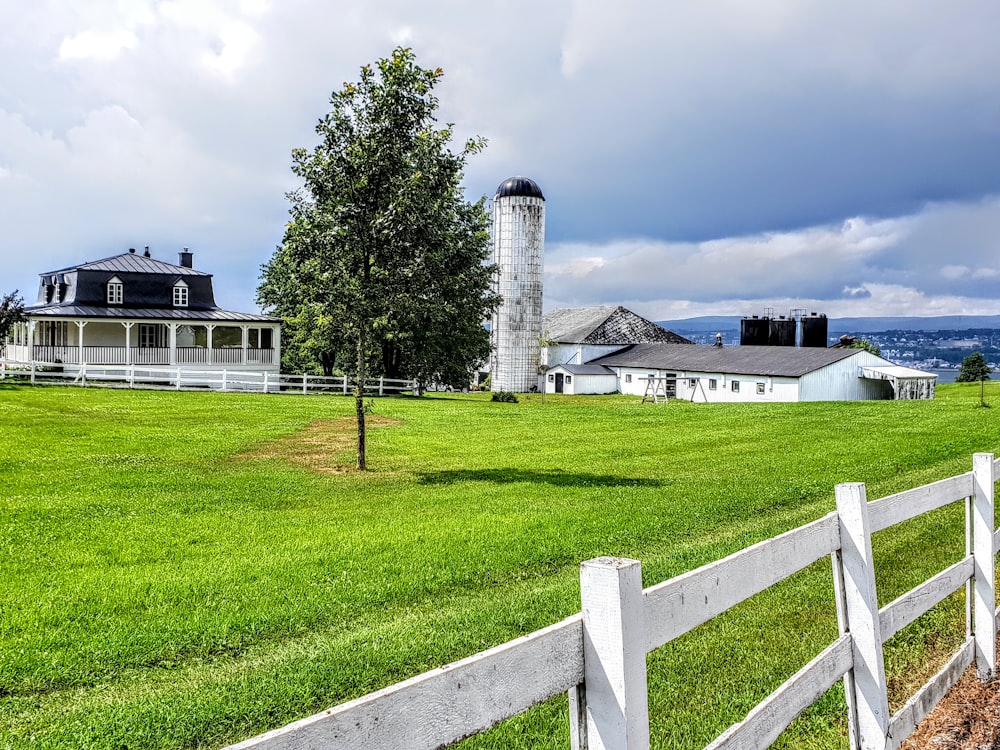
(2, 382), (1000, 749)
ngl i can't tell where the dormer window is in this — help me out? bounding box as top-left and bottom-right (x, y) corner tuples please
(107, 276), (123, 305)
(173, 280), (189, 307)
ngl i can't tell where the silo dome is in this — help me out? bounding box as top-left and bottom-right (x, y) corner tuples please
(495, 176), (545, 200)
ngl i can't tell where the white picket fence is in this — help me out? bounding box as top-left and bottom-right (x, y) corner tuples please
(0, 360), (415, 396)
(226, 453), (1000, 750)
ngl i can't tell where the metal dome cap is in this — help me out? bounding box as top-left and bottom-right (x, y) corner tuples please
(495, 176), (544, 200)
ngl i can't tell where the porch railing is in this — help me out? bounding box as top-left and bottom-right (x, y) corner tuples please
(29, 345), (274, 366)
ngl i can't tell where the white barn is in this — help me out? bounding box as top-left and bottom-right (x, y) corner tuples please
(591, 343), (936, 402)
(541, 306), (691, 370)
(542, 363), (619, 395)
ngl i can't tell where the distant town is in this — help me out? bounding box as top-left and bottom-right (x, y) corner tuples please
(660, 315), (1000, 379)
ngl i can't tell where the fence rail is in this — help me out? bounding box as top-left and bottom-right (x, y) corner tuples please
(0, 360), (415, 396)
(226, 453), (1000, 750)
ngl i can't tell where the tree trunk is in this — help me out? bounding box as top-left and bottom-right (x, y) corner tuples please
(355, 333), (367, 470)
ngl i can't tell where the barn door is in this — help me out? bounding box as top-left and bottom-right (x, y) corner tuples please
(555, 373), (564, 393)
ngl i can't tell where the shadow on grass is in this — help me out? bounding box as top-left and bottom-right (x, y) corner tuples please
(417, 467), (666, 487)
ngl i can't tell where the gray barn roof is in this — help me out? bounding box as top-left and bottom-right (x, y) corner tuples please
(25, 305), (279, 323)
(592, 343), (864, 377)
(542, 306), (692, 345)
(549, 364), (617, 375)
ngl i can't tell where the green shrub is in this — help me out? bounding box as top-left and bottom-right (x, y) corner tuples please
(491, 390), (518, 403)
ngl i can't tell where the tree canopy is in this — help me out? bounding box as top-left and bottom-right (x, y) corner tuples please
(257, 48), (499, 468)
(848, 337), (881, 357)
(957, 351), (992, 382)
(0, 290), (26, 351)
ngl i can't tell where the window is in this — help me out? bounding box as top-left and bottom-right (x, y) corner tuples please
(547, 374), (554, 382)
(173, 281), (189, 307)
(565, 376), (572, 384)
(138, 323), (166, 348)
(625, 373), (632, 383)
(756, 382), (765, 395)
(688, 378), (698, 388)
(107, 276), (123, 305)
(709, 379), (717, 390)
(731, 380), (740, 393)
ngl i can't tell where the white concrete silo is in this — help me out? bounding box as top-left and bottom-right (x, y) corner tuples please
(490, 176), (545, 392)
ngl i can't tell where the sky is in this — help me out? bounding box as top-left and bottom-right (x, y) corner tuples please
(3, 1), (1000, 321)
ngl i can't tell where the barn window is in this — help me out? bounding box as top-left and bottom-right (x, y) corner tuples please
(107, 276), (123, 305)
(731, 380), (740, 393)
(565, 376), (572, 384)
(625, 373), (632, 383)
(547, 374), (554, 382)
(688, 378), (698, 388)
(709, 379), (717, 390)
(756, 382), (765, 395)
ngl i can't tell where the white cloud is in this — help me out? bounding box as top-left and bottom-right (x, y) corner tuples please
(59, 29), (137, 61)
(202, 21), (260, 76)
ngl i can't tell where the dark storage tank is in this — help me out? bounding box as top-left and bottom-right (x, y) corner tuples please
(768, 317), (796, 346)
(798, 313), (828, 348)
(740, 316), (769, 346)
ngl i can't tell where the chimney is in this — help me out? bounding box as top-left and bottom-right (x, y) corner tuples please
(143, 245), (151, 258)
(179, 247), (193, 268)
(128, 248), (136, 254)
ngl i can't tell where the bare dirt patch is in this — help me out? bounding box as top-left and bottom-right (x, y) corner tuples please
(239, 416), (401, 473)
(900, 644), (1000, 749)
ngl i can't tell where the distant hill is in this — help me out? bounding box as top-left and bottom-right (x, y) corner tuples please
(659, 315), (1000, 334)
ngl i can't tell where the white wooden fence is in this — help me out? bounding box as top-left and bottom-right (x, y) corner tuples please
(0, 360), (415, 396)
(226, 453), (1000, 750)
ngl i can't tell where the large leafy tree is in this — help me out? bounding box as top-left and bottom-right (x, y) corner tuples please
(0, 290), (26, 354)
(257, 48), (499, 469)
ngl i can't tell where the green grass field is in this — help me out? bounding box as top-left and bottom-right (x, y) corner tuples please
(3, 382), (1000, 749)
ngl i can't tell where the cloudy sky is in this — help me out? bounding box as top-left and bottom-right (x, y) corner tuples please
(3, 1), (1000, 320)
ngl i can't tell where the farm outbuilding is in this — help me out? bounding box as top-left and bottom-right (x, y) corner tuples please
(542, 364), (618, 395)
(591, 343), (936, 402)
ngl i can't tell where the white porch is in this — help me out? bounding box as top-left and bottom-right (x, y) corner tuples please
(5, 319), (281, 370)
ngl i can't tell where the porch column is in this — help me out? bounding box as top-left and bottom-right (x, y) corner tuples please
(206, 325), (215, 365)
(273, 325), (281, 370)
(122, 322), (134, 365)
(240, 325), (249, 365)
(75, 321), (87, 364)
(168, 323), (178, 365)
(28, 321), (37, 360)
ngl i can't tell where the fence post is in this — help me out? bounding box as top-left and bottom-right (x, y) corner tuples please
(379, 376), (385, 396)
(31, 361), (36, 384)
(222, 370), (228, 392)
(263, 371), (269, 393)
(579, 557), (649, 750)
(973, 452), (996, 681)
(176, 367), (182, 390)
(343, 375), (348, 396)
(836, 482), (889, 750)
(303, 373), (308, 395)
(832, 546), (861, 750)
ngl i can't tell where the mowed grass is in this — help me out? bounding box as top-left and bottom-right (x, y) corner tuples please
(2, 382), (1000, 749)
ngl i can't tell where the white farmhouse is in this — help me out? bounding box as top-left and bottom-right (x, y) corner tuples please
(591, 343), (936, 402)
(4, 248), (282, 378)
